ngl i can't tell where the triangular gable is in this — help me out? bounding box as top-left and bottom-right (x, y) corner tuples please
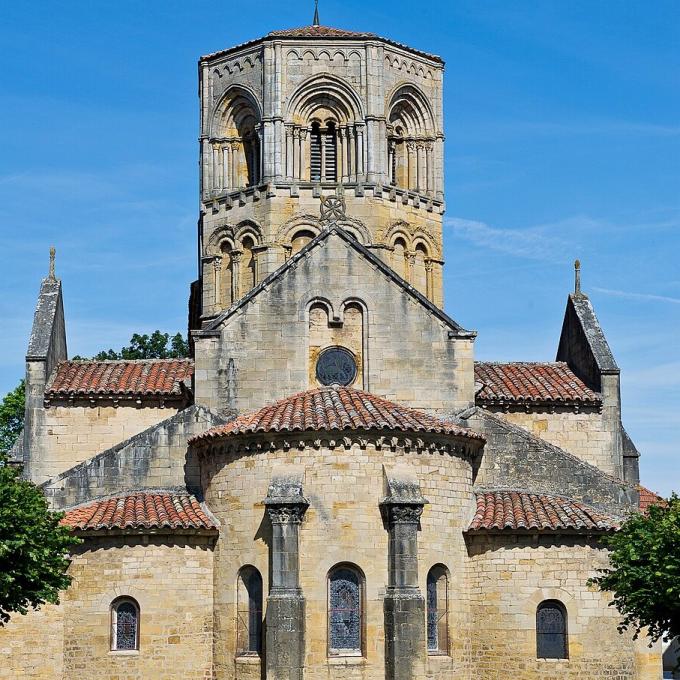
(197, 223), (474, 338)
(556, 293), (618, 392)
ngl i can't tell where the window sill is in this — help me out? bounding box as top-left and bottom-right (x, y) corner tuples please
(235, 655), (261, 664)
(327, 655), (365, 665)
(427, 652), (451, 658)
(537, 658), (569, 662)
(109, 650), (139, 656)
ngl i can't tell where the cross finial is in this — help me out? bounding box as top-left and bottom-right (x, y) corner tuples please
(313, 0), (320, 26)
(574, 259), (581, 296)
(48, 246), (56, 280)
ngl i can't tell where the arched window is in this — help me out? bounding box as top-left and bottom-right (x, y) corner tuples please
(536, 600), (568, 659)
(413, 242), (428, 296)
(291, 229), (316, 255)
(310, 121), (338, 182)
(219, 241), (234, 306)
(237, 566), (263, 656)
(240, 235), (256, 294)
(111, 597), (139, 651)
(392, 237), (408, 281)
(426, 565), (449, 654)
(328, 565), (363, 656)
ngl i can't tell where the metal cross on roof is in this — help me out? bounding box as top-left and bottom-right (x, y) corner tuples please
(313, 0), (320, 26)
(320, 195), (346, 225)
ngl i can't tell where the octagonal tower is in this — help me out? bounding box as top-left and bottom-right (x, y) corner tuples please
(197, 24), (445, 323)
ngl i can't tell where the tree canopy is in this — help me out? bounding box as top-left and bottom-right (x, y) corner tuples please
(590, 494), (680, 643)
(77, 330), (189, 361)
(0, 453), (80, 624)
(0, 380), (24, 456)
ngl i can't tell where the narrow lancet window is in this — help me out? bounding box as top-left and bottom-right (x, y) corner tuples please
(237, 566), (263, 655)
(111, 598), (139, 651)
(536, 600), (568, 659)
(427, 565), (449, 654)
(328, 565), (363, 655)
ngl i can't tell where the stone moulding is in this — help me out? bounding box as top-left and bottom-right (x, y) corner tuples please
(192, 429), (483, 461)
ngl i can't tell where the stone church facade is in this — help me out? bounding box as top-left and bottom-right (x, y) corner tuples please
(1, 22), (662, 680)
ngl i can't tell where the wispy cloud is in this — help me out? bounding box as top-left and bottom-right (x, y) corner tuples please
(446, 216), (571, 262)
(593, 286), (680, 305)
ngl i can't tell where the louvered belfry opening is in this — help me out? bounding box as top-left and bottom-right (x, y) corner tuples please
(310, 121), (337, 182)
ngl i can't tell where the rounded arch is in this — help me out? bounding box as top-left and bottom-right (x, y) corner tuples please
(286, 74), (364, 125)
(236, 565), (263, 656)
(426, 564), (449, 655)
(207, 225), (237, 255)
(234, 219), (262, 245)
(110, 596), (140, 651)
(211, 85), (262, 138)
(387, 82), (435, 137)
(536, 599), (568, 659)
(275, 214), (321, 245)
(327, 562), (366, 656)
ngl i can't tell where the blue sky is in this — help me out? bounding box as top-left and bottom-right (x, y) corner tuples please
(0, 1), (677, 494)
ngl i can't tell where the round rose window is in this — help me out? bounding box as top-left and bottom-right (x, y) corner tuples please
(315, 347), (357, 386)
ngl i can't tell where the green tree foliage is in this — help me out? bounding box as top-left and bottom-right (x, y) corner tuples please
(0, 380), (25, 455)
(589, 494), (680, 642)
(86, 330), (189, 360)
(0, 453), (81, 624)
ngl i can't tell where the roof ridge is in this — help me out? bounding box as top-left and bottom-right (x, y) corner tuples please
(60, 357), (194, 364)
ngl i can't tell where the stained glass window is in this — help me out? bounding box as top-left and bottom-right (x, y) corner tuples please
(237, 567), (263, 655)
(427, 565), (448, 653)
(111, 598), (139, 651)
(328, 566), (362, 654)
(536, 600), (568, 659)
(316, 347), (357, 387)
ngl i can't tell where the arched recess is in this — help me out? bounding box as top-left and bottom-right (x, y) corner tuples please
(110, 596), (140, 651)
(236, 566), (263, 656)
(426, 565), (449, 655)
(391, 236), (409, 282)
(210, 86), (262, 190)
(386, 83), (436, 193)
(284, 75), (366, 183)
(308, 299), (364, 389)
(327, 563), (365, 656)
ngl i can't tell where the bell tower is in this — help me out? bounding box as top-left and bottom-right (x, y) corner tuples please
(196, 24), (446, 324)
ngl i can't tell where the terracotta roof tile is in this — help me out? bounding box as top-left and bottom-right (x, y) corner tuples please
(637, 485), (665, 514)
(60, 492), (216, 532)
(201, 26), (442, 63)
(191, 386), (484, 443)
(267, 25), (377, 38)
(468, 490), (618, 532)
(475, 361), (601, 405)
(46, 359), (194, 399)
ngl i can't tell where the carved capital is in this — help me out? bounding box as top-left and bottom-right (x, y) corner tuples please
(213, 256), (222, 272)
(266, 502), (309, 525)
(383, 502), (424, 525)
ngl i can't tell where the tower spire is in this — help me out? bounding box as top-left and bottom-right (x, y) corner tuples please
(48, 246), (56, 281)
(313, 0), (320, 26)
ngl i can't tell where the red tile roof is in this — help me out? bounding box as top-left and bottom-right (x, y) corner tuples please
(468, 490), (618, 532)
(191, 386), (484, 443)
(46, 359), (194, 399)
(267, 25), (377, 38)
(475, 362), (601, 405)
(61, 492), (216, 532)
(638, 485), (665, 513)
(201, 26), (442, 63)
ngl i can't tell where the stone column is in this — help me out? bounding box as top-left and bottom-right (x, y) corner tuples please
(231, 141), (240, 189)
(406, 142), (416, 191)
(357, 125), (365, 181)
(425, 142), (434, 196)
(264, 469), (309, 680)
(416, 144), (425, 193)
(213, 257), (222, 309)
(347, 126), (355, 183)
(285, 126), (294, 179)
(231, 250), (242, 301)
(222, 144), (230, 190)
(387, 141), (395, 185)
(380, 465), (427, 680)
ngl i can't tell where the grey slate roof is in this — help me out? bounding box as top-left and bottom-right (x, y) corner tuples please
(568, 294), (619, 373)
(26, 278), (62, 359)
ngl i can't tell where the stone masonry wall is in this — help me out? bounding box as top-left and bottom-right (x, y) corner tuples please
(0, 536), (214, 680)
(466, 534), (661, 680)
(489, 407), (616, 476)
(31, 402), (178, 485)
(200, 437), (476, 680)
(194, 231), (474, 416)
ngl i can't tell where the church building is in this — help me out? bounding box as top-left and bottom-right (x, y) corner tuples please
(1, 17), (662, 680)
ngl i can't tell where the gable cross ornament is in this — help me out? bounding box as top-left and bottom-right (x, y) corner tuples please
(319, 195), (346, 226)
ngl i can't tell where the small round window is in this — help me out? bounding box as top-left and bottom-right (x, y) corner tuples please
(316, 347), (357, 387)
